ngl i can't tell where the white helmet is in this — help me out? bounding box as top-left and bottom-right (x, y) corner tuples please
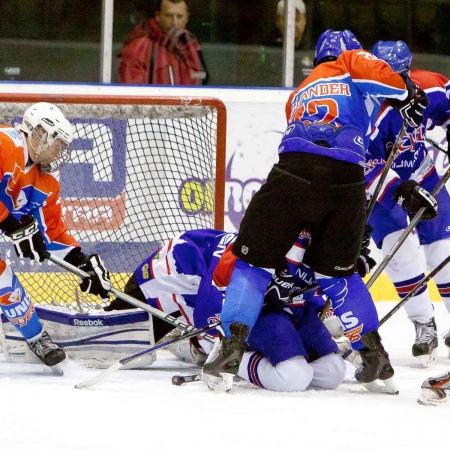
(21, 102), (73, 173)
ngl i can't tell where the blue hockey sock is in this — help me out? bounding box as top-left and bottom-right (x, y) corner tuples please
(0, 272), (43, 341)
(220, 259), (272, 338)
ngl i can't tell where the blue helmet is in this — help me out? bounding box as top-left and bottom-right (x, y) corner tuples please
(371, 40), (412, 74)
(314, 29), (362, 66)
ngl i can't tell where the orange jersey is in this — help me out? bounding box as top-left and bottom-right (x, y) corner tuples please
(0, 125), (79, 253)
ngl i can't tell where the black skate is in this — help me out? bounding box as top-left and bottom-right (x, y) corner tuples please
(28, 331), (66, 367)
(202, 322), (249, 392)
(418, 371), (450, 406)
(412, 318), (438, 367)
(355, 330), (396, 393)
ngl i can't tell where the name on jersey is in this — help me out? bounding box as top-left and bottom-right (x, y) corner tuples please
(298, 82), (351, 102)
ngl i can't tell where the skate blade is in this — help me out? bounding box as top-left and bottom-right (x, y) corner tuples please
(43, 364), (64, 376)
(417, 389), (448, 406)
(202, 372), (233, 392)
(363, 378), (399, 395)
(416, 349), (438, 368)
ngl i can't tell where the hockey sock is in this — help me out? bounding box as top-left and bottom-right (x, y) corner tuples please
(238, 352), (313, 392)
(0, 266), (43, 340)
(220, 259), (272, 338)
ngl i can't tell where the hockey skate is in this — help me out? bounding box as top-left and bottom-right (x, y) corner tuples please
(412, 318), (438, 367)
(354, 330), (398, 394)
(417, 371), (450, 406)
(202, 322), (249, 392)
(27, 331), (66, 367)
(164, 329), (208, 366)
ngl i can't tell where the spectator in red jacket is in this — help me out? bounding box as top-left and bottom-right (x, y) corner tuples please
(119, 0), (208, 85)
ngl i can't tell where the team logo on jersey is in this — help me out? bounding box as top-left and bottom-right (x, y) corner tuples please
(344, 324), (364, 343)
(207, 313), (221, 325)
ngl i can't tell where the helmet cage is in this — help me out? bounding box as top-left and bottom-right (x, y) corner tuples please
(22, 103), (73, 173)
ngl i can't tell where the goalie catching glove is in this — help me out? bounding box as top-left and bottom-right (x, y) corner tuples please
(64, 250), (111, 301)
(395, 180), (438, 220)
(0, 215), (46, 262)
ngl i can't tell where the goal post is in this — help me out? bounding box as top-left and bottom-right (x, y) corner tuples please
(0, 94), (227, 311)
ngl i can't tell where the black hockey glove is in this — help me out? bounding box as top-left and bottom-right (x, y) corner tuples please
(361, 224), (373, 250)
(2, 215), (46, 262)
(356, 247), (377, 278)
(389, 76), (429, 128)
(395, 180), (438, 220)
(77, 254), (111, 301)
(264, 269), (295, 313)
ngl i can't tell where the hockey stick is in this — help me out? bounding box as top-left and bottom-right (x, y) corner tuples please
(75, 321), (220, 389)
(379, 253), (450, 326)
(366, 146), (450, 289)
(44, 252), (215, 344)
(366, 121), (408, 220)
(425, 137), (448, 154)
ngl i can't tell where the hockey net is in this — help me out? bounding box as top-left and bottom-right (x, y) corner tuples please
(0, 94), (226, 312)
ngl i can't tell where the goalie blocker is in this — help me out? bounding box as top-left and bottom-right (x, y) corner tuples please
(0, 306), (155, 369)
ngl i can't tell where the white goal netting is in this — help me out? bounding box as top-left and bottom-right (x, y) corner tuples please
(0, 95), (226, 312)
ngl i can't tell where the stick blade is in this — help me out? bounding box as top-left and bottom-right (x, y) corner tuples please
(75, 361), (124, 389)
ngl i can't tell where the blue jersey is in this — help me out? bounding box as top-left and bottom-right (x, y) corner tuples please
(134, 229), (236, 334)
(282, 50), (410, 166)
(365, 70), (450, 246)
(366, 69), (450, 210)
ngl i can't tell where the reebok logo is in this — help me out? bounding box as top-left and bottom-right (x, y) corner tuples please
(72, 318), (105, 326)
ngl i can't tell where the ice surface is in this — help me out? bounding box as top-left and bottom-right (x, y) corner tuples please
(1, 301), (449, 450)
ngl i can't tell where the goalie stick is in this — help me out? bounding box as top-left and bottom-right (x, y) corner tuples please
(44, 253), (216, 344)
(75, 321), (220, 389)
(366, 138), (450, 289)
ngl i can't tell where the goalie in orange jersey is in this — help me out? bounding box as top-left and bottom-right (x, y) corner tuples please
(0, 102), (111, 367)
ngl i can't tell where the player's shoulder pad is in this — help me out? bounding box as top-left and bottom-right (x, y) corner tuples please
(411, 69), (449, 91)
(0, 125), (23, 149)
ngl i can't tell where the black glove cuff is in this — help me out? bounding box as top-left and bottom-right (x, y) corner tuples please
(0, 215), (22, 235)
(64, 248), (87, 267)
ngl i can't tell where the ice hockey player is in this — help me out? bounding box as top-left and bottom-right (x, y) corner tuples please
(367, 40), (450, 367)
(105, 228), (347, 392)
(0, 102), (111, 367)
(202, 29), (434, 392)
(418, 370), (450, 405)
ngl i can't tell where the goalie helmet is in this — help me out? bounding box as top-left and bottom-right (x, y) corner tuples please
(371, 40), (412, 74)
(314, 29), (362, 67)
(20, 102), (73, 173)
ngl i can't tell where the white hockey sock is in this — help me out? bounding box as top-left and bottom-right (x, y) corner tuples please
(238, 352), (313, 392)
(309, 353), (346, 390)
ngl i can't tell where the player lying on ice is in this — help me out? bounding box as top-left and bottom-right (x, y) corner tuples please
(201, 29), (435, 392)
(104, 227), (385, 392)
(0, 102), (111, 367)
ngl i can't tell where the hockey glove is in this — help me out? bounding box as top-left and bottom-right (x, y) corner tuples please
(78, 254), (111, 302)
(356, 247), (377, 278)
(264, 269), (295, 313)
(389, 76), (429, 128)
(3, 215), (46, 262)
(395, 180), (438, 220)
